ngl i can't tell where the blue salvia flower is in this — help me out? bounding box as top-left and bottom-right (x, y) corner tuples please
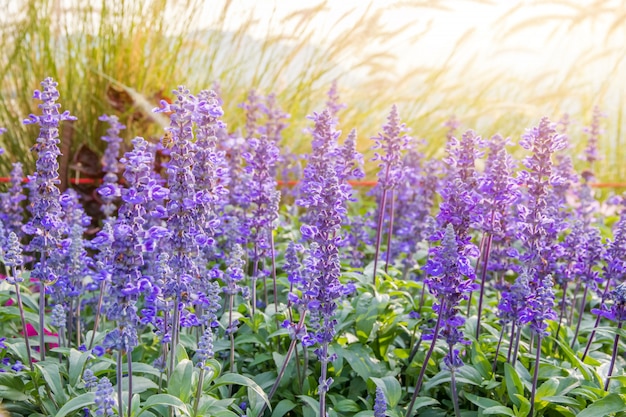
(497, 271), (532, 329)
(242, 136), (281, 263)
(196, 325), (215, 370)
(479, 134), (520, 237)
(593, 283), (626, 323)
(50, 303), (67, 329)
(94, 377), (116, 416)
(51, 190), (92, 306)
(82, 369), (98, 389)
(103, 137), (160, 353)
(192, 89), (229, 251)
(22, 77), (76, 274)
(370, 105), (411, 279)
(516, 118), (567, 340)
(374, 386), (387, 417)
(438, 130), (483, 239)
(259, 93), (290, 144)
(337, 128), (365, 187)
(325, 80), (346, 122)
(423, 224), (478, 367)
(22, 77), (76, 360)
(98, 114), (125, 218)
(240, 89), (263, 139)
(372, 105), (411, 191)
(3, 232), (24, 276)
(291, 110), (354, 413)
(520, 274), (557, 337)
(0, 162), (26, 238)
(156, 88), (225, 372)
(583, 106), (605, 168)
(517, 117), (567, 266)
(390, 150), (440, 270)
(224, 244), (246, 336)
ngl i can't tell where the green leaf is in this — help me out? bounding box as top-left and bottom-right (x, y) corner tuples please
(271, 399), (297, 417)
(55, 393), (96, 417)
(483, 405), (516, 416)
(504, 363), (524, 407)
(541, 396), (581, 407)
(37, 362), (68, 405)
(340, 344), (383, 380)
(464, 392), (502, 410)
(168, 359), (193, 403)
(175, 343), (189, 362)
(514, 395), (531, 417)
(576, 393), (626, 417)
(409, 397), (440, 411)
(0, 386), (29, 401)
(69, 349), (92, 386)
(333, 399), (360, 413)
(369, 376), (402, 407)
(213, 373), (271, 411)
(298, 395), (320, 417)
(122, 376), (159, 394)
(0, 373), (26, 390)
(535, 377), (559, 400)
(136, 394), (187, 417)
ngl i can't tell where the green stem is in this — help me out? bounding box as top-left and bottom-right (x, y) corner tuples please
(604, 321), (622, 391)
(529, 334), (542, 417)
(12, 266), (33, 371)
(406, 300), (445, 417)
(89, 280), (107, 350)
(193, 368), (205, 416)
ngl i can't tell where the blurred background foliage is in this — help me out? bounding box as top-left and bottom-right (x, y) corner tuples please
(0, 0), (625, 183)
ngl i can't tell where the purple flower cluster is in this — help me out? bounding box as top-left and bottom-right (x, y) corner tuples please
(0, 162), (26, 237)
(423, 224), (478, 368)
(22, 78), (77, 284)
(371, 105), (410, 191)
(97, 114), (125, 218)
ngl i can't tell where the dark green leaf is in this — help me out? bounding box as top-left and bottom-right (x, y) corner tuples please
(168, 359), (193, 403)
(213, 373), (271, 411)
(577, 393), (626, 417)
(55, 393), (96, 417)
(136, 394), (187, 417)
(271, 399), (297, 417)
(369, 376), (402, 407)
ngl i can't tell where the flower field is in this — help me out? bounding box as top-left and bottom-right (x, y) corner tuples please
(0, 75), (625, 417)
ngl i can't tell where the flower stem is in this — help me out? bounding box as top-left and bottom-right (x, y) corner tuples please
(572, 285), (589, 347)
(117, 351), (124, 417)
(193, 368), (205, 416)
(604, 321), (622, 391)
(582, 277), (613, 360)
(12, 267), (33, 371)
(476, 232), (494, 339)
(449, 366), (461, 417)
(406, 301), (444, 417)
(492, 324), (506, 373)
(383, 189), (396, 273)
(256, 312), (307, 417)
(319, 343), (330, 417)
(89, 280), (107, 349)
(127, 352), (133, 417)
(529, 334), (542, 417)
(372, 182), (389, 286)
